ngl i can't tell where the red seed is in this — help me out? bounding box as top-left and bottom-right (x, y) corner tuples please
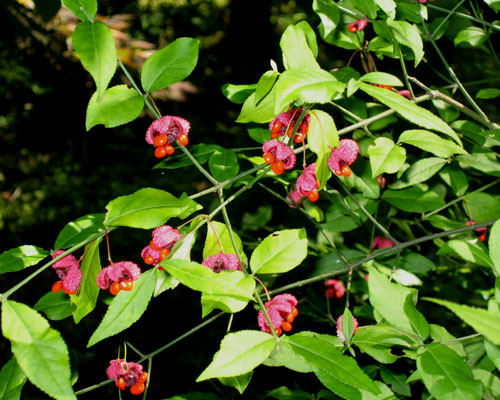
(154, 146), (167, 158)
(138, 371), (149, 384)
(109, 282), (121, 296)
(285, 313), (295, 323)
(144, 255), (155, 265)
(293, 132), (305, 143)
(348, 25), (357, 33)
(178, 134), (189, 146)
(307, 190), (319, 202)
(150, 240), (161, 251)
(159, 248), (170, 260)
(153, 135), (167, 147)
(62, 287), (76, 295)
(165, 144), (175, 155)
(291, 307), (299, 318)
(117, 377), (126, 390)
(281, 321), (293, 332)
(275, 327), (282, 337)
(271, 121), (282, 137)
(52, 281), (63, 293)
(262, 152), (275, 165)
(130, 382), (145, 395)
(120, 280), (134, 291)
(271, 161), (285, 175)
(341, 165), (352, 177)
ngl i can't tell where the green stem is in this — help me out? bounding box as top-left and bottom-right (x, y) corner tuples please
(269, 220), (496, 296)
(254, 294), (280, 340)
(430, 0), (467, 40)
(428, 4), (500, 32)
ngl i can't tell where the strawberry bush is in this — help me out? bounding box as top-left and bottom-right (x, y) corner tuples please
(1, 0), (500, 399)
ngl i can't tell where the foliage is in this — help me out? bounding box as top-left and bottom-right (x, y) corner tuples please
(1, 0), (500, 399)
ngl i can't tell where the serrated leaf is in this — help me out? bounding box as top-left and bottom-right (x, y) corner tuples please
(2, 301), (76, 400)
(454, 27), (487, 48)
(72, 21), (117, 100)
(221, 83), (256, 104)
(282, 334), (380, 394)
(398, 129), (466, 158)
(457, 152), (500, 177)
(197, 330), (276, 381)
(309, 109), (339, 155)
(417, 343), (482, 400)
(72, 238), (101, 323)
(374, 0), (396, 18)
(463, 192), (500, 221)
(382, 187), (444, 213)
(438, 239), (493, 269)
(280, 22), (320, 70)
(387, 20), (423, 66)
(141, 37), (199, 93)
(34, 292), (74, 321)
(86, 85), (144, 130)
(472, 369), (500, 399)
(219, 372), (253, 395)
(274, 68), (345, 113)
(236, 88), (277, 124)
(250, 229), (308, 274)
(485, 340), (500, 373)
(203, 221), (246, 262)
(389, 157), (446, 189)
(0, 245), (49, 274)
(367, 267), (419, 335)
(208, 149), (240, 182)
(359, 83), (459, 143)
(490, 220), (500, 276)
(162, 259), (255, 302)
(424, 297), (500, 345)
(367, 137), (406, 177)
(103, 188), (201, 229)
(61, 0), (96, 20)
(87, 269), (156, 346)
(54, 213), (105, 250)
(0, 357), (27, 400)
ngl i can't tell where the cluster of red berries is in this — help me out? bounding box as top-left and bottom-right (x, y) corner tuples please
(274, 306), (299, 336)
(325, 279), (345, 299)
(117, 371), (148, 395)
(141, 225), (182, 270)
(262, 140), (296, 176)
(348, 19), (369, 33)
(269, 108), (310, 144)
(329, 139), (359, 178)
(270, 119), (309, 144)
(107, 359), (147, 395)
(145, 115), (190, 159)
(96, 261), (141, 296)
(51, 250), (82, 295)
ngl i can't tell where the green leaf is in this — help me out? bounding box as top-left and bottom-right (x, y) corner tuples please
(236, 88), (277, 124)
(141, 37), (199, 93)
(359, 72), (403, 87)
(2, 301), (76, 400)
(309, 109), (339, 156)
(0, 246), (48, 274)
(72, 21), (117, 100)
(429, 324), (465, 357)
(457, 152), (500, 177)
(197, 330), (276, 381)
(280, 22), (320, 70)
(463, 192), (500, 221)
(219, 372), (253, 395)
(380, 367), (411, 397)
(54, 213), (105, 250)
(61, 0), (96, 20)
(485, 340), (500, 373)
(103, 188), (201, 229)
(439, 165), (469, 196)
(490, 220), (500, 276)
(87, 269), (156, 346)
(282, 334), (380, 394)
(424, 297), (500, 345)
(417, 343), (482, 400)
(34, 292), (74, 321)
(387, 20), (423, 66)
(367, 137), (406, 178)
(250, 229), (308, 274)
(367, 267), (423, 338)
(395, 252), (436, 273)
(72, 238), (102, 323)
(86, 85), (144, 130)
(203, 221), (246, 262)
(438, 239), (493, 269)
(472, 369), (500, 399)
(398, 129), (466, 158)
(154, 143), (223, 170)
(454, 27), (487, 48)
(221, 83), (256, 104)
(389, 157), (446, 189)
(374, 0), (396, 18)
(255, 71), (278, 105)
(403, 295), (429, 341)
(382, 187), (445, 213)
(359, 83), (459, 143)
(208, 149), (240, 182)
(341, 308), (355, 345)
(484, 0), (500, 12)
(0, 357), (27, 400)
(350, 0), (378, 19)
(274, 68), (345, 113)
(313, 0), (340, 40)
(352, 323), (418, 364)
(316, 370), (395, 400)
(162, 259), (255, 302)
(477, 88), (500, 99)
